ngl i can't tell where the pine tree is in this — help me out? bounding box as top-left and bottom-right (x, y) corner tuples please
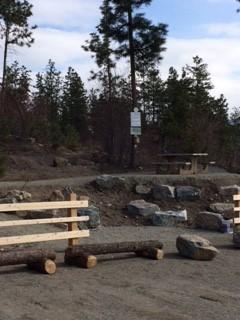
(0, 0), (36, 91)
(82, 0), (116, 100)
(4, 60), (31, 135)
(33, 60), (63, 144)
(109, 0), (167, 166)
(34, 60), (62, 124)
(62, 67), (88, 138)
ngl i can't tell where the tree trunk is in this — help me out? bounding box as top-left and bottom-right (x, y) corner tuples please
(1, 25), (9, 114)
(127, 3), (137, 168)
(2, 26), (9, 91)
(0, 248), (56, 266)
(65, 240), (163, 257)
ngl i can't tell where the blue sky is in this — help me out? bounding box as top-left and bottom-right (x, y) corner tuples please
(0, 0), (240, 110)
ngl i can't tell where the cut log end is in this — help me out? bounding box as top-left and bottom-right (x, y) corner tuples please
(135, 248), (164, 260)
(65, 252), (97, 269)
(28, 259), (57, 275)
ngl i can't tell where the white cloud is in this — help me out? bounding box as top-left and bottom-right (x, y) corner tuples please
(202, 22), (240, 37)
(30, 0), (101, 30)
(160, 37), (240, 109)
(0, 0), (240, 111)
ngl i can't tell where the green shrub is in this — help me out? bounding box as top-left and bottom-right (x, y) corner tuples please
(64, 125), (79, 150)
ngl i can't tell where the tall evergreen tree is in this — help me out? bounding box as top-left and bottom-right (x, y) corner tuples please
(34, 60), (62, 124)
(4, 60), (31, 135)
(83, 0), (116, 100)
(0, 0), (36, 92)
(62, 67), (88, 138)
(110, 0), (167, 166)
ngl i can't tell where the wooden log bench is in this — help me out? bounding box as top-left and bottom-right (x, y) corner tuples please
(0, 193), (89, 274)
(64, 240), (164, 269)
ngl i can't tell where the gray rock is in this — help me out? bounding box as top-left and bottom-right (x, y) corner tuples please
(78, 206), (100, 229)
(135, 184), (152, 196)
(176, 234), (219, 260)
(94, 175), (126, 191)
(49, 190), (65, 201)
(152, 185), (175, 201)
(53, 157), (70, 168)
(152, 209), (187, 226)
(0, 197), (18, 204)
(18, 210), (54, 219)
(175, 186), (201, 201)
(233, 224), (240, 246)
(219, 185), (240, 198)
(209, 203), (234, 219)
(195, 211), (223, 231)
(6, 190), (32, 201)
(127, 200), (160, 217)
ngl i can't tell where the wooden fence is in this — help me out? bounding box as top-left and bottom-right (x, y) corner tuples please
(0, 193), (89, 247)
(233, 193), (240, 225)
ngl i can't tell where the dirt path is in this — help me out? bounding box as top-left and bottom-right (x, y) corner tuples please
(0, 172), (239, 190)
(0, 226), (239, 320)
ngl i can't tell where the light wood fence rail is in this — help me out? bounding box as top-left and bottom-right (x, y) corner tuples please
(0, 193), (89, 247)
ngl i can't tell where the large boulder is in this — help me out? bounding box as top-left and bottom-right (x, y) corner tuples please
(94, 175), (126, 191)
(176, 234), (219, 260)
(52, 157), (70, 168)
(152, 209), (187, 226)
(17, 210), (54, 219)
(5, 190), (32, 202)
(233, 225), (240, 247)
(175, 186), (201, 201)
(152, 185), (175, 201)
(77, 206), (100, 229)
(0, 197), (18, 204)
(209, 203), (234, 219)
(195, 211), (223, 231)
(135, 184), (152, 196)
(219, 185), (240, 198)
(49, 190), (65, 201)
(127, 200), (160, 217)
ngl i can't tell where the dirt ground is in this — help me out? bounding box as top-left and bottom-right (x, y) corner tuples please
(0, 225), (239, 320)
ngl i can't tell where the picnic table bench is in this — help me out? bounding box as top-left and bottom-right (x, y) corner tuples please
(153, 153), (215, 175)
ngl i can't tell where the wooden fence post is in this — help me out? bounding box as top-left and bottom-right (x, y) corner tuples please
(67, 193), (79, 247)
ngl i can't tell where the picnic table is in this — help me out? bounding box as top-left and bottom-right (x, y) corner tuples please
(153, 153), (214, 175)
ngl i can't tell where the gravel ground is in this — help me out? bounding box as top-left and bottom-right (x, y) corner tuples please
(0, 225), (239, 320)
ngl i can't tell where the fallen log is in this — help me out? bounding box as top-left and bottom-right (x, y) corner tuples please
(65, 240), (163, 262)
(135, 248), (164, 260)
(65, 252), (97, 269)
(28, 259), (57, 274)
(0, 248), (56, 266)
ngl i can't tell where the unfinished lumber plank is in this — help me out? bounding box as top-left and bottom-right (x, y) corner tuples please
(28, 259), (57, 274)
(234, 217), (240, 224)
(0, 230), (89, 246)
(65, 240), (163, 258)
(233, 195), (240, 201)
(0, 216), (89, 228)
(234, 207), (240, 212)
(65, 252), (97, 269)
(0, 200), (88, 213)
(0, 248), (56, 266)
(67, 193), (79, 247)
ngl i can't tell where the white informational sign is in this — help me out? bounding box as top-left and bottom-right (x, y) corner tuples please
(131, 112), (141, 127)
